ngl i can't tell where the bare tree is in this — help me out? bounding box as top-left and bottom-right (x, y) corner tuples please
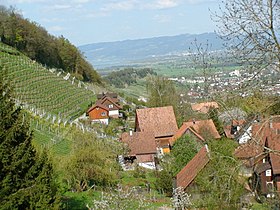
(214, 0), (280, 71)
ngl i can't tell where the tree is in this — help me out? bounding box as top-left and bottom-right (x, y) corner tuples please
(155, 135), (202, 196)
(63, 130), (120, 191)
(194, 138), (245, 209)
(0, 71), (60, 209)
(215, 0), (280, 71)
(146, 75), (179, 108)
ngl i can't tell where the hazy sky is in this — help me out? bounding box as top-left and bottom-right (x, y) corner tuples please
(2, 0), (221, 46)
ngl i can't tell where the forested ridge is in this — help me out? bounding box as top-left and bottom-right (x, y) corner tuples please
(0, 6), (101, 84)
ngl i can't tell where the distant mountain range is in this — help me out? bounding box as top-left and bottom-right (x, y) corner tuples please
(79, 32), (225, 69)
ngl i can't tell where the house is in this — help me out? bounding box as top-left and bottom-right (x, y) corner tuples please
(135, 106), (178, 153)
(234, 117), (280, 197)
(191, 101), (219, 114)
(97, 92), (118, 102)
(98, 95), (122, 118)
(182, 119), (221, 140)
(175, 145), (210, 190)
(87, 92), (122, 124)
(87, 103), (109, 124)
(224, 119), (246, 139)
(120, 131), (157, 169)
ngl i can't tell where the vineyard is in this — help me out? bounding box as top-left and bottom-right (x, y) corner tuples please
(0, 42), (97, 122)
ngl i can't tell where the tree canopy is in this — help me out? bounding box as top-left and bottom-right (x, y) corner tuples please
(215, 0), (280, 71)
(0, 71), (61, 209)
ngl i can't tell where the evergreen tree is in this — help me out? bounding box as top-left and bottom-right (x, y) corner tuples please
(0, 71), (60, 209)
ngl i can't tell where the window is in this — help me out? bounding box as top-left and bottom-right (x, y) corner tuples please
(266, 169), (271, 177)
(108, 104), (113, 108)
(101, 112), (106, 116)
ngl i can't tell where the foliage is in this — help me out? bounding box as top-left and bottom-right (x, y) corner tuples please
(146, 75), (179, 108)
(155, 135), (202, 196)
(62, 131), (121, 191)
(104, 67), (156, 88)
(215, 0), (280, 71)
(88, 186), (149, 210)
(0, 72), (61, 209)
(171, 187), (192, 209)
(154, 154), (174, 196)
(194, 138), (245, 209)
(0, 5), (101, 83)
(208, 107), (224, 135)
(171, 135), (202, 175)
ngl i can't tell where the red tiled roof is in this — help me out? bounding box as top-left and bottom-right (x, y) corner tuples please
(176, 145), (210, 189)
(87, 103), (109, 113)
(191, 101), (219, 114)
(169, 123), (205, 146)
(183, 119), (221, 139)
(121, 131), (157, 156)
(135, 106), (178, 138)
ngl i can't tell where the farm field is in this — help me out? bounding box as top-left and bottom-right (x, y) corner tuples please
(0, 42), (96, 121)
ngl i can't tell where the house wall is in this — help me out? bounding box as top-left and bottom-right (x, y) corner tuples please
(92, 118), (109, 125)
(88, 107), (108, 121)
(274, 175), (280, 192)
(136, 154), (155, 163)
(260, 170), (273, 194)
(109, 110), (119, 117)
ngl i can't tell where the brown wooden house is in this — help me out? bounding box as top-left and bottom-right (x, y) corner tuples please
(120, 131), (157, 166)
(87, 92), (122, 124)
(87, 103), (109, 124)
(234, 117), (280, 197)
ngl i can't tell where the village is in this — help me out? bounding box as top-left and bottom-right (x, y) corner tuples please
(168, 65), (280, 100)
(86, 92), (280, 203)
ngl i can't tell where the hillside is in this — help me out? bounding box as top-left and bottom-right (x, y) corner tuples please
(79, 32), (224, 68)
(0, 6), (101, 83)
(0, 42), (97, 121)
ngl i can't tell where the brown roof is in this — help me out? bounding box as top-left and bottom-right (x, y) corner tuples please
(87, 103), (109, 113)
(234, 117), (280, 174)
(97, 92), (118, 100)
(176, 145), (210, 189)
(183, 119), (221, 139)
(121, 131), (157, 156)
(169, 123), (205, 146)
(99, 96), (122, 110)
(191, 101), (219, 114)
(135, 106), (178, 138)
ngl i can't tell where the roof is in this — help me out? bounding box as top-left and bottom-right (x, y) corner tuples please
(183, 119), (221, 139)
(135, 106), (178, 138)
(176, 145), (210, 189)
(169, 123), (205, 146)
(87, 103), (109, 113)
(97, 92), (118, 99)
(121, 131), (157, 156)
(234, 117), (280, 174)
(191, 101), (219, 114)
(100, 96), (122, 110)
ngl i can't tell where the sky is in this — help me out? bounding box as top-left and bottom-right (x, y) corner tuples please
(2, 0), (221, 46)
